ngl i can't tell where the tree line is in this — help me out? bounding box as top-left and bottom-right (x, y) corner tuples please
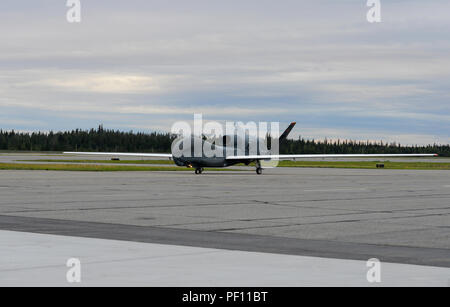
(0, 126), (175, 153)
(0, 126), (449, 156)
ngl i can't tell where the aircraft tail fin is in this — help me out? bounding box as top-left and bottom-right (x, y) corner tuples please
(279, 122), (296, 142)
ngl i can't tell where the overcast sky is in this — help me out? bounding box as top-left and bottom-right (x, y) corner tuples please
(0, 0), (449, 144)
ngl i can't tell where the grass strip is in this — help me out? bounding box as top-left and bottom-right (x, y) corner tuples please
(0, 163), (233, 172)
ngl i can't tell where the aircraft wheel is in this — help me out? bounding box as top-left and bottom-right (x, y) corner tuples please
(195, 168), (203, 174)
(256, 167), (263, 175)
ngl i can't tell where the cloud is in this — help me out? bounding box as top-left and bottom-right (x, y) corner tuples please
(0, 0), (449, 144)
(42, 74), (161, 94)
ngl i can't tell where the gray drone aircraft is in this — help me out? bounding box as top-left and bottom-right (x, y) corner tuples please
(65, 122), (437, 174)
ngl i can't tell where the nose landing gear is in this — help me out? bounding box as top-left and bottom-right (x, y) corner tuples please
(194, 168), (204, 174)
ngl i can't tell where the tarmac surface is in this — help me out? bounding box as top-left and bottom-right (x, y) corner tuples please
(2, 230), (449, 286)
(0, 154), (449, 269)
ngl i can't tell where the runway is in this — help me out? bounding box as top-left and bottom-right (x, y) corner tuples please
(0, 155), (449, 285)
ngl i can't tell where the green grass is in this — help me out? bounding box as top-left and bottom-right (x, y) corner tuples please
(19, 159), (175, 165)
(275, 160), (450, 170)
(232, 160), (450, 170)
(0, 163), (232, 172)
(12, 159), (450, 171)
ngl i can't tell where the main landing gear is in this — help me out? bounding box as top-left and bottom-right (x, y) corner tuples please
(194, 168), (204, 174)
(255, 160), (263, 175)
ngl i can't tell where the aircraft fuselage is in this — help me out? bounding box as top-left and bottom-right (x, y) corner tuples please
(171, 136), (261, 168)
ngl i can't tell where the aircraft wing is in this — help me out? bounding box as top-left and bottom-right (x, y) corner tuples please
(64, 152), (173, 158)
(226, 153), (438, 160)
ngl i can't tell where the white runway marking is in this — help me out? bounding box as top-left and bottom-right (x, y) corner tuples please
(0, 230), (448, 287)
